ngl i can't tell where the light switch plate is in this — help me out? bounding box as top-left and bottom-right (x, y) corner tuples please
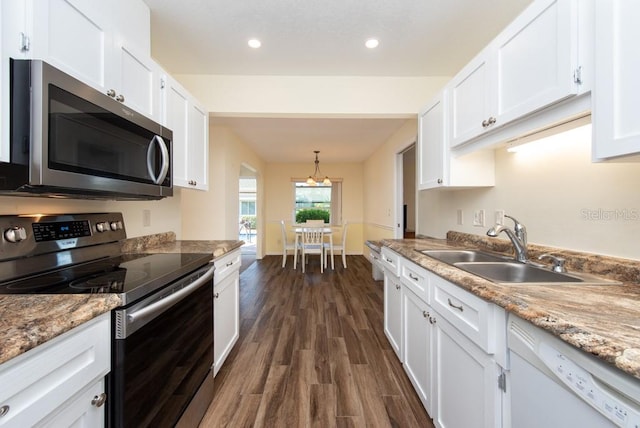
(456, 209), (463, 225)
(473, 209), (485, 227)
(495, 210), (505, 226)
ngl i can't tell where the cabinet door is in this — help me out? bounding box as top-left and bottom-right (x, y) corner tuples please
(30, 0), (111, 93)
(163, 77), (190, 188)
(433, 314), (501, 428)
(417, 91), (446, 190)
(35, 379), (105, 428)
(214, 271), (239, 376)
(402, 287), (434, 414)
(494, 0), (578, 126)
(188, 101), (209, 191)
(593, 1), (640, 159)
(383, 272), (403, 360)
(112, 36), (161, 121)
(449, 52), (493, 147)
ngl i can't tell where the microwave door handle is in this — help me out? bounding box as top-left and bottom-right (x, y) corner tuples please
(146, 135), (169, 184)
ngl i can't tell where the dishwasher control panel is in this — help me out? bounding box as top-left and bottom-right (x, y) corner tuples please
(539, 342), (640, 428)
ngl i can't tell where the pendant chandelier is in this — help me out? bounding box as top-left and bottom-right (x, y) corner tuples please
(306, 150), (331, 186)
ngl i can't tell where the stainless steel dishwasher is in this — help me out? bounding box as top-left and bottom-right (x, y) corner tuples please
(507, 314), (640, 428)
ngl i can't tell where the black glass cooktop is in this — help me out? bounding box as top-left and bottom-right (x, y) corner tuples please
(0, 253), (213, 305)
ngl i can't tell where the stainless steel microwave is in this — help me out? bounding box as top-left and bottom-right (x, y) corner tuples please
(0, 59), (172, 200)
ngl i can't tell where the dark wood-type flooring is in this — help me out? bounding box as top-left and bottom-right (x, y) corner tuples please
(199, 255), (434, 427)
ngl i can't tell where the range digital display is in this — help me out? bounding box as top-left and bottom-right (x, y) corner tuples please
(32, 220), (92, 242)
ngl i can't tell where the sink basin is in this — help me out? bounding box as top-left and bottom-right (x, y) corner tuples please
(420, 249), (508, 264)
(454, 262), (620, 285)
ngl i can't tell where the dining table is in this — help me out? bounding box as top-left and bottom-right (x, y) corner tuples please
(292, 225), (334, 269)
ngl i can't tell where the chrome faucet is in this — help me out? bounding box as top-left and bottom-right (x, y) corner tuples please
(487, 214), (528, 263)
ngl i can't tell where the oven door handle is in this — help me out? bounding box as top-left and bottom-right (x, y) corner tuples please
(127, 264), (215, 325)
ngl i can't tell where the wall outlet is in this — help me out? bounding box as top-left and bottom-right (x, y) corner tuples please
(473, 209), (485, 227)
(495, 210), (505, 226)
(142, 209), (151, 227)
(456, 209), (463, 225)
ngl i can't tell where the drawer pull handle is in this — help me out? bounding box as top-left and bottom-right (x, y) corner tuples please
(0, 405), (9, 417)
(409, 273), (419, 281)
(385, 257), (393, 263)
(226, 261), (234, 267)
(422, 310), (429, 318)
(448, 298), (464, 312)
(395, 284), (401, 290)
(91, 393), (107, 408)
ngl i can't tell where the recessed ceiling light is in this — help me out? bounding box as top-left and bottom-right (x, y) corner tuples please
(365, 38), (379, 49)
(248, 39), (262, 49)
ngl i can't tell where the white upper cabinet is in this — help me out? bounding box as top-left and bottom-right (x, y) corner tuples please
(418, 90), (495, 190)
(592, 1), (640, 160)
(162, 75), (209, 191)
(449, 0), (580, 148)
(27, 0), (161, 121)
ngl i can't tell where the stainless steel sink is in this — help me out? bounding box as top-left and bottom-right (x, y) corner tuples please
(454, 262), (621, 285)
(419, 249), (508, 264)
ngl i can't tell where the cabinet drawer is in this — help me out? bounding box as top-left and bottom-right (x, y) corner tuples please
(0, 314), (110, 427)
(431, 275), (495, 353)
(214, 249), (241, 284)
(381, 247), (400, 277)
(400, 259), (430, 304)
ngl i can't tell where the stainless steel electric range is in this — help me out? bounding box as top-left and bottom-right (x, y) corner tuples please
(0, 213), (215, 427)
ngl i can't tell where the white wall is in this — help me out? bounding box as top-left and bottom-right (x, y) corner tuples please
(418, 124), (640, 260)
(175, 75), (450, 117)
(0, 192), (182, 238)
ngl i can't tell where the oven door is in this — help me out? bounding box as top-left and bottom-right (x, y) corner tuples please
(109, 263), (214, 428)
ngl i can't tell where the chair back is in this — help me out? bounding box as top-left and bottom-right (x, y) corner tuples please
(341, 221), (349, 247)
(305, 219), (325, 226)
(301, 227), (324, 246)
(280, 220), (287, 244)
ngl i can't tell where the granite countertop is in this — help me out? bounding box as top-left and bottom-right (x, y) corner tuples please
(381, 233), (640, 380)
(0, 233), (244, 366)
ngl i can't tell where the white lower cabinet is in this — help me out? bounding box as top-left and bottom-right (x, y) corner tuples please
(383, 267), (403, 360)
(432, 313), (502, 428)
(402, 286), (434, 414)
(0, 313), (110, 427)
(213, 249), (241, 376)
(386, 249), (507, 428)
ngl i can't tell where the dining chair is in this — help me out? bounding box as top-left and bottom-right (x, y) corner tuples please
(280, 220), (298, 268)
(325, 221), (348, 269)
(299, 226), (325, 273)
(304, 219), (325, 226)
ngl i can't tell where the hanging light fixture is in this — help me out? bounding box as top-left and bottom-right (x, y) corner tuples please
(306, 150), (331, 186)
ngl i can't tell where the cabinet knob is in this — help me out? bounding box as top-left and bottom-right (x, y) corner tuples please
(422, 310), (429, 318)
(115, 94), (125, 103)
(488, 116), (496, 125)
(106, 89), (116, 97)
(437, 178), (443, 184)
(429, 316), (437, 325)
(395, 284), (401, 290)
(214, 292), (220, 298)
(91, 393), (107, 408)
(482, 119), (489, 128)
(0, 405), (10, 417)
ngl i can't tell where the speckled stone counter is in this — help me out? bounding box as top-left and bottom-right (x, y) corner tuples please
(0, 233), (243, 366)
(0, 294), (121, 365)
(381, 234), (640, 380)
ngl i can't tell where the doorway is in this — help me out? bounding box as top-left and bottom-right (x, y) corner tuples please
(239, 165), (257, 266)
(394, 141), (417, 239)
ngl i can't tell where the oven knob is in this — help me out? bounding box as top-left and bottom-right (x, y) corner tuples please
(96, 222), (110, 233)
(110, 221), (123, 231)
(4, 227), (27, 243)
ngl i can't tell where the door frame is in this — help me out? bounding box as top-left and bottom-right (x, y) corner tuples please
(394, 138), (417, 239)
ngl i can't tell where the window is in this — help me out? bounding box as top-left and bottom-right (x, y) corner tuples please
(293, 180), (342, 224)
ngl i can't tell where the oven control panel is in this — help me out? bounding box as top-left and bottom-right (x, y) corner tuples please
(0, 213), (127, 260)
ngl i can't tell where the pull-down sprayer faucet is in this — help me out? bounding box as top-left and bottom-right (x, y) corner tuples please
(487, 214), (528, 263)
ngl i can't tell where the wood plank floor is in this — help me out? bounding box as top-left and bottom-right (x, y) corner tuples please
(199, 255), (434, 427)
